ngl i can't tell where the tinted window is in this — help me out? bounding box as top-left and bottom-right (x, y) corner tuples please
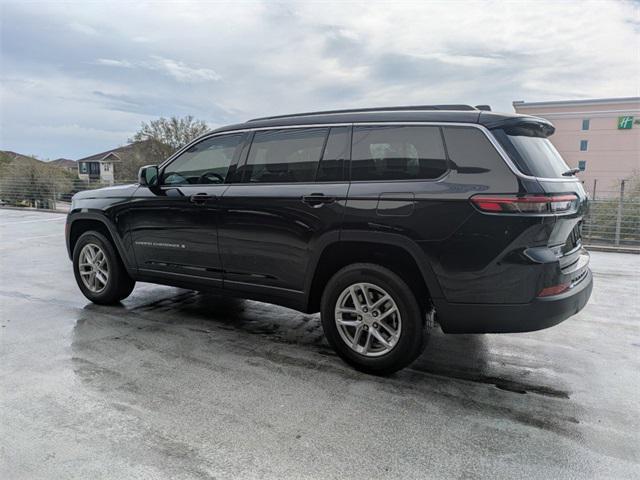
(316, 127), (349, 182)
(580, 140), (588, 151)
(351, 126), (446, 181)
(162, 134), (243, 185)
(442, 126), (507, 172)
(243, 128), (327, 183)
(582, 119), (590, 130)
(493, 129), (571, 178)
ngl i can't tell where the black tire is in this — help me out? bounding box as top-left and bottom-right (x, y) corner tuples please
(320, 263), (428, 375)
(73, 231), (135, 305)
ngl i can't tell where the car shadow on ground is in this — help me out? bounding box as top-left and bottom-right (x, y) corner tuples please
(74, 288), (571, 398)
(69, 288), (589, 445)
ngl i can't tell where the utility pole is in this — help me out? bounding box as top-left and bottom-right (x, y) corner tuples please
(614, 180), (625, 246)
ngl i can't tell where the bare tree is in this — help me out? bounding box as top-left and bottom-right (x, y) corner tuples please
(123, 116), (210, 180)
(114, 139), (166, 181)
(130, 115), (209, 155)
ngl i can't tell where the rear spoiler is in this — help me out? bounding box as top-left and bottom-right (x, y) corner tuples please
(483, 115), (555, 137)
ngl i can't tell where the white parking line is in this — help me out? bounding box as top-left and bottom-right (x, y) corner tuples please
(17, 233), (61, 240)
(0, 216), (66, 226)
(0, 233), (63, 250)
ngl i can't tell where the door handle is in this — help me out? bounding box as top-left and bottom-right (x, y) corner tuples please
(302, 193), (336, 207)
(189, 193), (213, 205)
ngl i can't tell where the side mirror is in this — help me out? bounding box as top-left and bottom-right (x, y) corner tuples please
(138, 165), (159, 187)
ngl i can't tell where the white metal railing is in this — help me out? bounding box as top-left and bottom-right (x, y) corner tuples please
(582, 182), (640, 248)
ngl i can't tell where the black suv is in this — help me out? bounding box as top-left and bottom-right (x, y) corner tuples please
(66, 105), (592, 374)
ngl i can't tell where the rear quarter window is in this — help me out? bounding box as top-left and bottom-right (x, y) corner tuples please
(442, 127), (508, 173)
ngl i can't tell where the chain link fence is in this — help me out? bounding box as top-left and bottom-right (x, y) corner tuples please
(0, 173), (137, 213)
(1, 172), (638, 250)
(583, 181), (640, 249)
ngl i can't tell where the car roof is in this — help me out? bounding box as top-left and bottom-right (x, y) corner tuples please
(207, 106), (548, 135)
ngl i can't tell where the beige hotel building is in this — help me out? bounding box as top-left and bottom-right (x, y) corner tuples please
(513, 97), (640, 198)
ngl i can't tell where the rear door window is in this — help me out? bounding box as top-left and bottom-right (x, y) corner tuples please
(316, 127), (350, 182)
(242, 128), (328, 183)
(492, 129), (571, 178)
(351, 126), (447, 181)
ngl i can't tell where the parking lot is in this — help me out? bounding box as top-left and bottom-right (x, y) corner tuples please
(0, 208), (638, 479)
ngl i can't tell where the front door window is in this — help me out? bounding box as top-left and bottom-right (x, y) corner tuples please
(162, 134), (244, 185)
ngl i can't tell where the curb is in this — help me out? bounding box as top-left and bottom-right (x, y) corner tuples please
(584, 244), (640, 255)
(0, 206), (67, 215)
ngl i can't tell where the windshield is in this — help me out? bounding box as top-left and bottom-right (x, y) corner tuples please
(493, 129), (571, 178)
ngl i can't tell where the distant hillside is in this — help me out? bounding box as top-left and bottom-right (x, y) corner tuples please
(49, 158), (77, 170)
(1, 139), (161, 181)
(0, 150), (44, 166)
(0, 151), (78, 174)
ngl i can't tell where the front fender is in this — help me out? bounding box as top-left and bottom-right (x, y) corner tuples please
(66, 209), (136, 276)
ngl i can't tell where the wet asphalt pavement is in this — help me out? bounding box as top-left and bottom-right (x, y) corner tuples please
(0, 209), (639, 479)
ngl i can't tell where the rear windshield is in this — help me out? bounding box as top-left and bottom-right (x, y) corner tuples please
(493, 129), (571, 178)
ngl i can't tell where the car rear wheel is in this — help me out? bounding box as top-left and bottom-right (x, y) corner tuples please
(73, 231), (135, 304)
(320, 263), (428, 375)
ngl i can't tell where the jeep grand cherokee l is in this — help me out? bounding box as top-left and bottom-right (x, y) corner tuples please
(66, 105), (593, 374)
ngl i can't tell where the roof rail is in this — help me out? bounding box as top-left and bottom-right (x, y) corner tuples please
(248, 104), (478, 122)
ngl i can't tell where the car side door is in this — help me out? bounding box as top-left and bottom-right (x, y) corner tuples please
(218, 126), (351, 301)
(127, 132), (247, 285)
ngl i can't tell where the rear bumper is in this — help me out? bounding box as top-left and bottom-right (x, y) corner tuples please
(435, 268), (593, 333)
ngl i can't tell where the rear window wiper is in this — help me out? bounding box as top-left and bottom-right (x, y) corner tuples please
(562, 168), (581, 176)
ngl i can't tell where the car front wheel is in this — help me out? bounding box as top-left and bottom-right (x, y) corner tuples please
(73, 231), (135, 304)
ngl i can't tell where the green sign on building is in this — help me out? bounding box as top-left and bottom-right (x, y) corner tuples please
(617, 116), (634, 129)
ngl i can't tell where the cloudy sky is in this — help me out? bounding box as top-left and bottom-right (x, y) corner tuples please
(1, 0), (638, 160)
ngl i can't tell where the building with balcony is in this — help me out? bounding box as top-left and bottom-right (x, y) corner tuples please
(77, 149), (122, 184)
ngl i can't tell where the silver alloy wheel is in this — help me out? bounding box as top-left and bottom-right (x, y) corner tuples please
(78, 243), (109, 293)
(334, 282), (402, 357)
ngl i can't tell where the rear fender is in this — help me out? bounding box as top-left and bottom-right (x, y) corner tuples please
(303, 229), (445, 312)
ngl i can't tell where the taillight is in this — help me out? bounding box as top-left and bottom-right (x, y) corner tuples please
(470, 194), (578, 215)
(538, 282), (570, 297)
